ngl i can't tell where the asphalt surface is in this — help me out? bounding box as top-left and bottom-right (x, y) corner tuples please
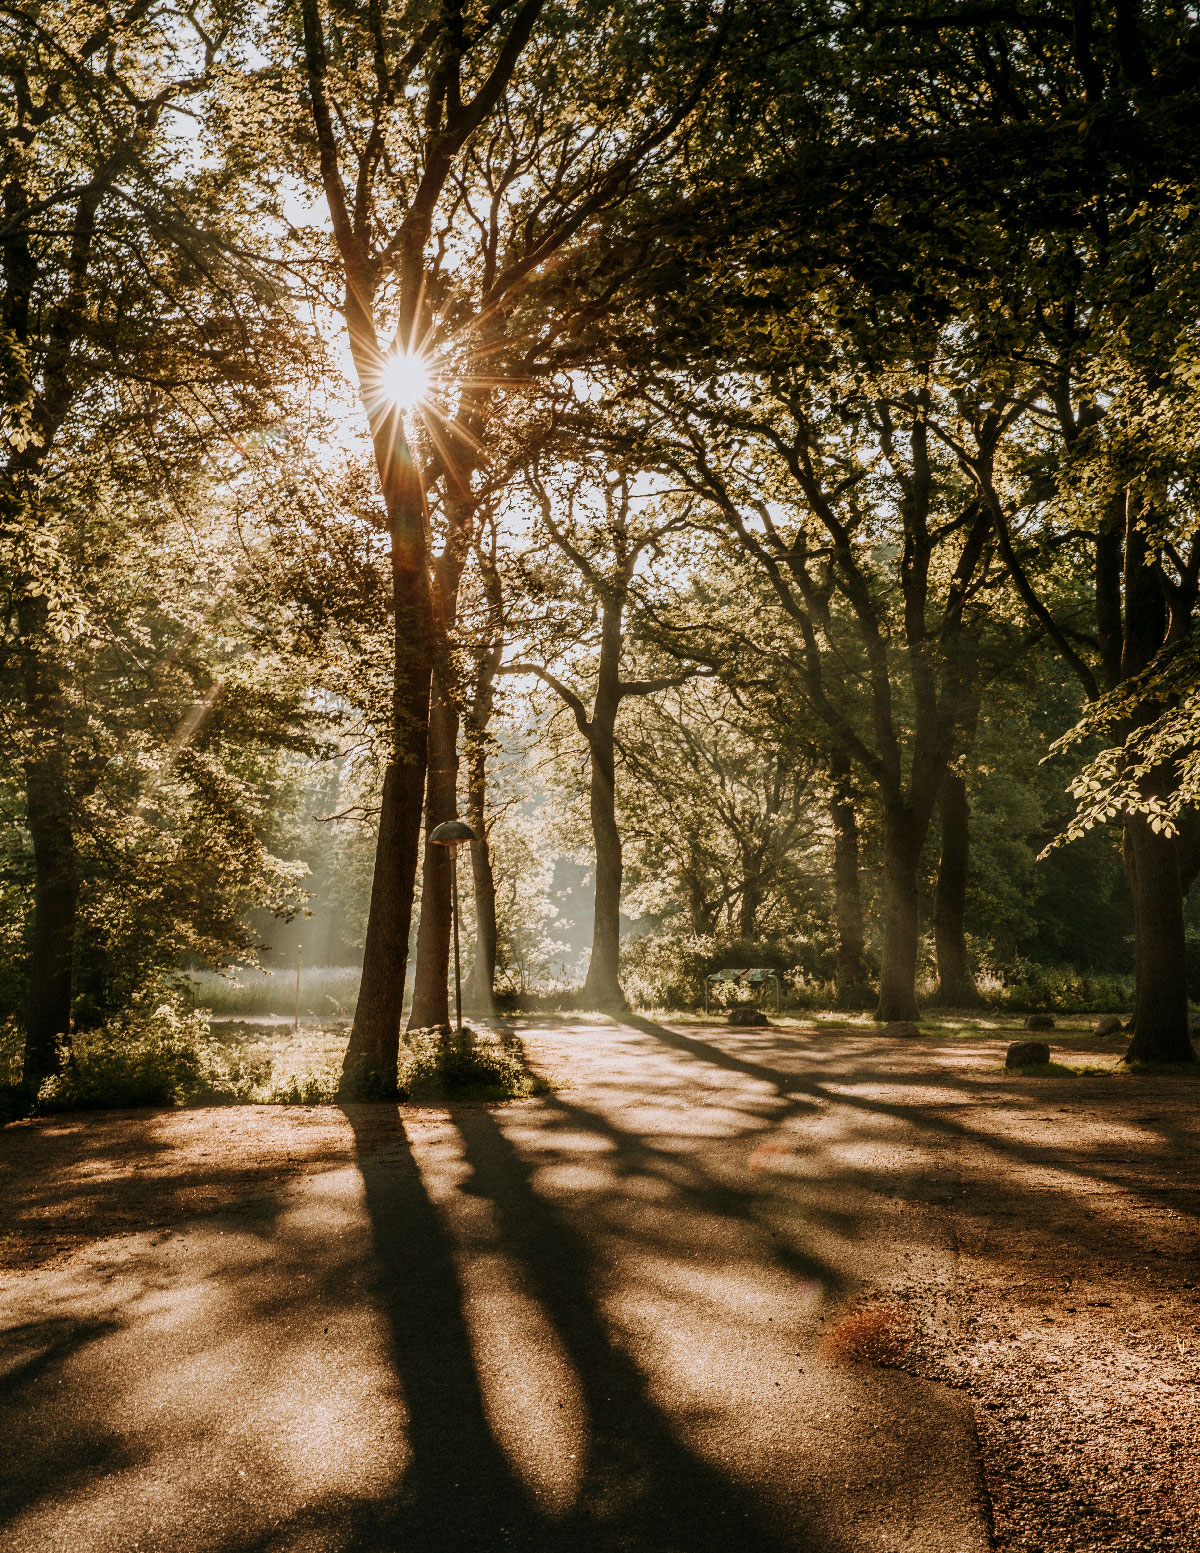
(0, 1017), (993, 1552)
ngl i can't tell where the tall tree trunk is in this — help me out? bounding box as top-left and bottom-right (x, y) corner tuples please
(737, 869), (763, 940)
(21, 733), (78, 1092)
(341, 473), (431, 1095)
(582, 726), (625, 1007)
(875, 802), (922, 1023)
(829, 753), (872, 1002)
(407, 667), (458, 1028)
(17, 590), (79, 1091)
(463, 732), (497, 1013)
(581, 598), (627, 1008)
(1123, 816), (1195, 1064)
(934, 769), (979, 1005)
(1116, 514), (1193, 1063)
(408, 498), (477, 1028)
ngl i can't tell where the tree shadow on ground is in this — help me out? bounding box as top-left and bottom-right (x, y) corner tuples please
(0, 1314), (130, 1526)
(326, 1099), (816, 1553)
(615, 1014), (1200, 1215)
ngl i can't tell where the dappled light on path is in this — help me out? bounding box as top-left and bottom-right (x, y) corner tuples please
(4, 1016), (1193, 1549)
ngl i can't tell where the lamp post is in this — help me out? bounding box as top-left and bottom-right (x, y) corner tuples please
(429, 818), (478, 1033)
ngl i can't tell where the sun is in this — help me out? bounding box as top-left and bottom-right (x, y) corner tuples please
(379, 350), (430, 411)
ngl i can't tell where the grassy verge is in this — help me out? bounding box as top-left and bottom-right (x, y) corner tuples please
(185, 966), (361, 1019)
(1, 1006), (547, 1116)
(1003, 1056), (1200, 1077)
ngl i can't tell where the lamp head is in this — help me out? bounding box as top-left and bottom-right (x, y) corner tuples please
(430, 818), (477, 846)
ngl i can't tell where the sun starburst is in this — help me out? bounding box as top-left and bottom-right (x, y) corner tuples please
(379, 350), (431, 411)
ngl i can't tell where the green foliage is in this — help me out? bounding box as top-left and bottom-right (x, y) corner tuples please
(980, 961), (1133, 1017)
(399, 1027), (545, 1103)
(32, 1005), (269, 1112)
(261, 1066), (342, 1106)
(0, 1003), (348, 1112)
(620, 930), (716, 1009)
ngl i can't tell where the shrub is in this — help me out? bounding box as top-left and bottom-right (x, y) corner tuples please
(264, 1065), (341, 1105)
(620, 931), (716, 1008)
(399, 1026), (544, 1102)
(986, 960), (1133, 1014)
(36, 1004), (268, 1111)
(0, 1017), (21, 1087)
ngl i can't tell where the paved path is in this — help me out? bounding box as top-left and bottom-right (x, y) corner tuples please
(0, 1018), (993, 1552)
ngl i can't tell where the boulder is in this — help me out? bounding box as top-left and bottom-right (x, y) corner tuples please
(1006, 1039), (1051, 1069)
(1024, 1013), (1055, 1030)
(1094, 1014), (1124, 1038)
(728, 1005), (768, 1027)
(883, 1021), (922, 1038)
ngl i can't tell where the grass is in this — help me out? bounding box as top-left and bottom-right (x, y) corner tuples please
(1003, 1058), (1125, 1076)
(1, 1004), (546, 1116)
(1003, 1056), (1200, 1077)
(184, 966), (361, 1019)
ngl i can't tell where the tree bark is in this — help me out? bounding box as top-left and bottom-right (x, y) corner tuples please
(934, 769), (980, 1005)
(407, 665), (458, 1029)
(21, 726), (79, 1092)
(737, 869), (764, 940)
(581, 597), (627, 1008)
(875, 803), (922, 1023)
(1123, 816), (1195, 1064)
(1116, 510), (1193, 1064)
(408, 491), (478, 1027)
(582, 727), (626, 1007)
(829, 754), (872, 1002)
(462, 538), (502, 1013)
(341, 491), (431, 1095)
(463, 729), (497, 1013)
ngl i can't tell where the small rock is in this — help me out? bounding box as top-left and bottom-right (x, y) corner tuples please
(1007, 1039), (1051, 1068)
(1094, 1014), (1124, 1037)
(728, 1005), (768, 1027)
(883, 1021), (922, 1038)
(1024, 1013), (1055, 1030)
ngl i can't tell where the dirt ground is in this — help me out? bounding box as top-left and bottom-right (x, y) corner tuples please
(933, 1064), (1200, 1552)
(2, 1021), (1198, 1553)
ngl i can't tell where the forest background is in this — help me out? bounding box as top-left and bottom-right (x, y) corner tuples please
(3, 0), (1200, 1104)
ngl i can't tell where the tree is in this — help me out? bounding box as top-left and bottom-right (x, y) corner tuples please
(458, 509), (505, 1011)
(287, 0), (729, 1076)
(505, 461), (695, 1006)
(828, 749), (873, 1002)
(620, 680), (827, 948)
(0, 0), (304, 1088)
(864, 7), (1200, 1059)
(633, 349), (1007, 1021)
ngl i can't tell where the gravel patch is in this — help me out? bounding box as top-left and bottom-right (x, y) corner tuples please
(937, 1069), (1200, 1553)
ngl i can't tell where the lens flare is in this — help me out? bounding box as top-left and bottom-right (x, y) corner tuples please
(379, 351), (430, 411)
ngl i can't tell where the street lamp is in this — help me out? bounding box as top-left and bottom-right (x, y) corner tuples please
(429, 818), (478, 1033)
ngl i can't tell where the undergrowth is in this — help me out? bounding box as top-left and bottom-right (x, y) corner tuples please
(0, 1004), (544, 1116)
(399, 1025), (547, 1102)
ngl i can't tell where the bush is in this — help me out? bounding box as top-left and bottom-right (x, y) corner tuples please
(263, 1065), (341, 1105)
(620, 931), (716, 1008)
(0, 1018), (21, 1087)
(399, 1026), (544, 1102)
(35, 1004), (269, 1111)
(982, 960), (1133, 1014)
